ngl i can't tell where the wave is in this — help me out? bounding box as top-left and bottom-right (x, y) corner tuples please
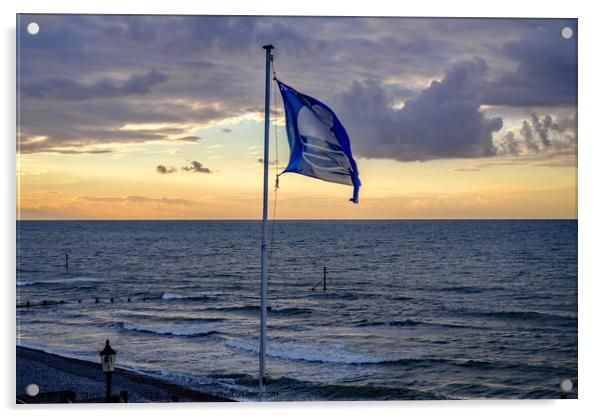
(16, 277), (101, 286)
(474, 310), (577, 322)
(205, 305), (259, 314)
(205, 305), (312, 316)
(269, 306), (313, 316)
(356, 319), (422, 328)
(225, 338), (417, 365)
(125, 312), (227, 323)
(162, 292), (191, 300)
(111, 321), (222, 338)
(439, 286), (485, 294)
(223, 342), (573, 376)
(307, 292), (361, 301)
(354, 319), (481, 329)
(224, 337), (504, 371)
(17, 268), (43, 274)
(391, 296), (413, 301)
(119, 367), (449, 401)
(160, 292), (213, 301)
(17, 280), (35, 287)
(205, 372), (449, 401)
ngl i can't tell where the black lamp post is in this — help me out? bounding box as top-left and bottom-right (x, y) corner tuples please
(99, 339), (116, 402)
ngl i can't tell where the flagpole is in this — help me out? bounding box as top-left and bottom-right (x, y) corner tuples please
(259, 44), (274, 394)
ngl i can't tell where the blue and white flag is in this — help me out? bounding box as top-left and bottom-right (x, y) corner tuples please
(276, 80), (361, 203)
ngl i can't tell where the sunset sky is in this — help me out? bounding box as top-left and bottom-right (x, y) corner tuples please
(17, 15), (577, 219)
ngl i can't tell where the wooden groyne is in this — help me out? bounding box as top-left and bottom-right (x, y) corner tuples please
(17, 295), (166, 309)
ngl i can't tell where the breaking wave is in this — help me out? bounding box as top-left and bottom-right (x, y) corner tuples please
(205, 305), (312, 316)
(16, 277), (101, 287)
(225, 338), (419, 365)
(112, 321), (222, 338)
(160, 292), (213, 301)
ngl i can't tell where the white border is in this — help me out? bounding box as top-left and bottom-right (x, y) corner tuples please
(2, 1), (600, 418)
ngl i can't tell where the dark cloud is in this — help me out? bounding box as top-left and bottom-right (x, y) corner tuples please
(501, 131), (520, 156)
(22, 70), (167, 101)
(158, 16), (261, 54)
(18, 147), (114, 155)
(556, 114), (577, 134)
(119, 16), (159, 44)
(222, 128), (232, 133)
(18, 113), (204, 154)
(495, 112), (576, 158)
(530, 113), (574, 150)
(181, 161), (212, 173)
(104, 15), (321, 58)
(530, 113), (563, 147)
(18, 126), (196, 154)
(336, 59), (503, 162)
(521, 120), (539, 153)
(482, 25), (577, 107)
(156, 165), (177, 174)
(17, 15), (576, 165)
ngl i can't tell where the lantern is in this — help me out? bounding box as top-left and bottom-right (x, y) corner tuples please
(99, 339), (116, 373)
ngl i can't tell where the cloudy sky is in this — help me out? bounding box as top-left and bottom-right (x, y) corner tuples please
(17, 15), (577, 219)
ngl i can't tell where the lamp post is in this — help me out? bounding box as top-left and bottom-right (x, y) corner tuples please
(99, 339), (116, 402)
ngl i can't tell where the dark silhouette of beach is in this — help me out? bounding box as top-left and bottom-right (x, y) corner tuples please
(16, 346), (234, 403)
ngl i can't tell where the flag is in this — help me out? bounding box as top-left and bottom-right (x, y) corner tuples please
(276, 80), (361, 203)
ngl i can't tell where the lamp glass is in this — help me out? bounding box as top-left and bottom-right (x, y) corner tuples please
(101, 353), (116, 372)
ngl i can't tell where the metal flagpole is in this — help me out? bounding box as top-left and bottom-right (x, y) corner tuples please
(259, 44), (274, 394)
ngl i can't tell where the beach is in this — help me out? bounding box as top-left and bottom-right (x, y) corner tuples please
(16, 346), (234, 403)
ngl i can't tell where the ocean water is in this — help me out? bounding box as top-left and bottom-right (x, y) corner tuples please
(16, 220), (577, 400)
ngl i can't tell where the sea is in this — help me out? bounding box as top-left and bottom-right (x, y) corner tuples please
(16, 220), (578, 401)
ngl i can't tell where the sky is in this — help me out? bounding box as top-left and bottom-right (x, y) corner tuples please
(16, 15), (577, 220)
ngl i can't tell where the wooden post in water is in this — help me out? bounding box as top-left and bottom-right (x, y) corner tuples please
(323, 267), (327, 291)
(65, 253), (69, 270)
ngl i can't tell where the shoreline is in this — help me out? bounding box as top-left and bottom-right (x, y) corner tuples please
(16, 345), (235, 403)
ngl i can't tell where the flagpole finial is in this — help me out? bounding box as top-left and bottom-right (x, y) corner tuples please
(262, 44), (274, 50)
